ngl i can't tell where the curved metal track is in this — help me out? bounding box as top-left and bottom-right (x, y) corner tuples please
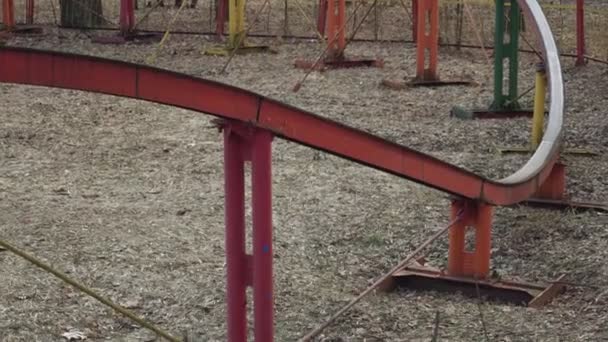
(0, 0), (563, 206)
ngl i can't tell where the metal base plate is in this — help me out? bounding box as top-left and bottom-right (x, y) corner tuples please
(520, 198), (608, 212)
(2, 25), (43, 35)
(381, 78), (475, 89)
(498, 146), (599, 156)
(294, 57), (383, 71)
(382, 263), (565, 307)
(92, 32), (162, 45)
(204, 44), (276, 56)
(451, 106), (535, 120)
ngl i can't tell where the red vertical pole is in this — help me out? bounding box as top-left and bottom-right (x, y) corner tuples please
(447, 200), (493, 279)
(576, 0), (586, 66)
(2, 0), (15, 29)
(415, 0), (439, 81)
(317, 0), (327, 36)
(325, 0), (346, 60)
(216, 0), (227, 38)
(25, 0), (34, 25)
(120, 0), (135, 35)
(224, 126), (248, 342)
(251, 130), (274, 342)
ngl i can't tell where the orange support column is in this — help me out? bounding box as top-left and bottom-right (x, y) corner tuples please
(2, 0), (15, 30)
(535, 162), (566, 201)
(415, 0), (439, 82)
(381, 0), (471, 89)
(447, 200), (493, 278)
(25, 0), (34, 25)
(388, 198), (566, 306)
(295, 0), (382, 70)
(325, 0), (346, 60)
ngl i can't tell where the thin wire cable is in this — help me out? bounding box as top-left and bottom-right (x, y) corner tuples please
(0, 237), (181, 342)
(146, 0), (189, 64)
(298, 210), (465, 341)
(475, 280), (491, 342)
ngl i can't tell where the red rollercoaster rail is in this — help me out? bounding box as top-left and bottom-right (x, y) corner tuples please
(0, 1), (564, 338)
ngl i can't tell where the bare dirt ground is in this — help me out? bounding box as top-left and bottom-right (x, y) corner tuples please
(1, 5), (608, 341)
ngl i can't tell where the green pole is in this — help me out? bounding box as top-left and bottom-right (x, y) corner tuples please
(491, 0), (521, 111)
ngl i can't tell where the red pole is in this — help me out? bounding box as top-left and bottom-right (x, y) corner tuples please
(120, 0), (135, 35)
(25, 0), (34, 25)
(2, 0), (15, 29)
(251, 129), (274, 342)
(216, 0), (227, 38)
(224, 126), (248, 342)
(317, 0), (327, 36)
(576, 0), (586, 66)
(415, 0), (439, 81)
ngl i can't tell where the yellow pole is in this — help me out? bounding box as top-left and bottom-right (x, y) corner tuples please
(531, 62), (547, 149)
(228, 0), (246, 48)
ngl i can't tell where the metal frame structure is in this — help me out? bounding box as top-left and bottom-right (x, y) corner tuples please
(222, 121), (274, 341)
(451, 0), (533, 119)
(382, 0), (473, 89)
(205, 0), (271, 56)
(0, 0), (568, 337)
(1, 0), (42, 34)
(92, 0), (161, 44)
(295, 0), (382, 70)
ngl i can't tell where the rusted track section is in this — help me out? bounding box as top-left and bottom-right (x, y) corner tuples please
(0, 0), (562, 206)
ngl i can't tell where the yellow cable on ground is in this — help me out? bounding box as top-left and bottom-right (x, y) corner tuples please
(0, 237), (182, 342)
(146, 0), (189, 65)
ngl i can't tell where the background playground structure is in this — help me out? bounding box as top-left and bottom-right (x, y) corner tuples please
(1, 0), (607, 60)
(0, 1), (607, 342)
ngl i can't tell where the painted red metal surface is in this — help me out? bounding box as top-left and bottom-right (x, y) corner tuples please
(0, 47), (560, 206)
(25, 0), (34, 25)
(216, 0), (227, 38)
(223, 121), (274, 342)
(251, 129), (274, 342)
(317, 0), (327, 36)
(2, 0), (15, 29)
(224, 125), (248, 342)
(415, 0), (439, 81)
(325, 0), (346, 60)
(447, 200), (492, 278)
(120, 0), (135, 35)
(576, 0), (585, 66)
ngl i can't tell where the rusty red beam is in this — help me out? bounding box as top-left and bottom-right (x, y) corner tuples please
(0, 47), (562, 206)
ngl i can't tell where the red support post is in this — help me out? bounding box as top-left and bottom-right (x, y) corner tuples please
(576, 0), (586, 66)
(2, 0), (15, 30)
(25, 0), (34, 25)
(447, 200), (493, 279)
(326, 0), (346, 60)
(251, 130), (274, 342)
(120, 0), (135, 35)
(216, 0), (227, 39)
(223, 121), (274, 342)
(317, 0), (327, 37)
(535, 162), (566, 200)
(415, 0), (439, 82)
(224, 125), (248, 342)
